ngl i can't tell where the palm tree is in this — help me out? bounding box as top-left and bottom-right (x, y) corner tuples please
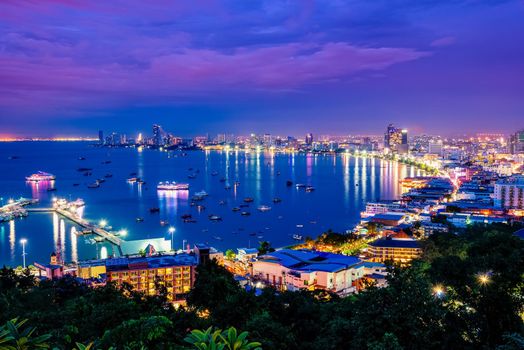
(0, 318), (51, 350)
(184, 327), (262, 350)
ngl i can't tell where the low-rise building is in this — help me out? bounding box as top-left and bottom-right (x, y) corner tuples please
(368, 234), (422, 264)
(252, 249), (382, 296)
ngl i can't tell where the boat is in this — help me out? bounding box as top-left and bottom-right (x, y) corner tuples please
(213, 236), (223, 241)
(234, 181), (240, 186)
(224, 185), (231, 190)
(219, 178), (226, 183)
(195, 190), (208, 197)
(73, 183), (80, 187)
(102, 160), (112, 164)
(296, 224), (304, 228)
(87, 181), (100, 188)
(78, 157), (86, 160)
(293, 234), (303, 241)
(129, 172), (137, 176)
(211, 171), (218, 176)
(273, 197), (282, 203)
(26, 171), (56, 182)
(239, 204), (249, 208)
(137, 180), (146, 185)
(77, 167), (92, 172)
(305, 186), (315, 192)
(232, 207), (241, 212)
(8, 156), (19, 160)
(47, 188), (57, 192)
(184, 219), (197, 223)
(158, 181), (187, 190)
(192, 195), (205, 201)
(127, 177), (139, 183)
(219, 200), (227, 205)
(97, 178), (106, 183)
(249, 232), (256, 236)
(296, 183), (306, 189)
(286, 180), (293, 187)
(149, 207), (160, 213)
(136, 217), (144, 222)
(181, 214), (192, 219)
(160, 220), (169, 226)
(241, 211), (251, 216)
(244, 197), (254, 203)
(188, 174), (197, 179)
(209, 215), (222, 221)
(104, 173), (113, 178)
(258, 205), (272, 212)
(197, 205), (206, 211)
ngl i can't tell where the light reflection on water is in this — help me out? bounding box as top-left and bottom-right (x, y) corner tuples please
(0, 142), (425, 266)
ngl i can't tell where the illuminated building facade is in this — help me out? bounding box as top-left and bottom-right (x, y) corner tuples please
(494, 175), (524, 209)
(510, 130), (524, 154)
(368, 234), (422, 264)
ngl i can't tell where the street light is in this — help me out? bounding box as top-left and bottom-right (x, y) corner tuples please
(20, 238), (27, 269)
(433, 284), (445, 298)
(477, 272), (491, 286)
(119, 229), (128, 237)
(168, 227), (175, 251)
(99, 219), (107, 228)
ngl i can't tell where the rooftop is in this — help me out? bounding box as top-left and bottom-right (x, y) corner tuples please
(257, 249), (361, 273)
(369, 238), (421, 249)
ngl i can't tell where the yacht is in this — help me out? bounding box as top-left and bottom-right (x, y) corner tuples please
(305, 186), (315, 192)
(157, 182), (189, 190)
(195, 190), (208, 197)
(87, 181), (100, 188)
(26, 171), (56, 182)
(293, 234), (303, 241)
(244, 197), (254, 203)
(209, 215), (222, 221)
(127, 177), (139, 183)
(257, 205), (272, 212)
(295, 183), (306, 189)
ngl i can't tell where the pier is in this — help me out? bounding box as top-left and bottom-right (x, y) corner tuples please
(25, 200), (124, 254)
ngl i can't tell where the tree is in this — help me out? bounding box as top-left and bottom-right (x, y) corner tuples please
(225, 249), (236, 261)
(0, 318), (51, 350)
(184, 327), (262, 350)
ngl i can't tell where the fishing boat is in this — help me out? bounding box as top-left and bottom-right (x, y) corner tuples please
(127, 177), (139, 183)
(87, 181), (100, 188)
(257, 205), (272, 212)
(195, 190), (209, 197)
(295, 183), (306, 189)
(25, 171), (56, 182)
(232, 207), (241, 212)
(305, 186), (315, 192)
(209, 215), (222, 221)
(244, 197), (254, 203)
(241, 211), (251, 216)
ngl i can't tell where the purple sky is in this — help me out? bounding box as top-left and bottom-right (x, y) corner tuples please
(1, 0), (523, 137)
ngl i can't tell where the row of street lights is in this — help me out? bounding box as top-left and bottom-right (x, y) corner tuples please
(433, 272), (492, 298)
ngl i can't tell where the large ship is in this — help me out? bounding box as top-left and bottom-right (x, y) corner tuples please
(25, 171), (56, 182)
(157, 182), (190, 191)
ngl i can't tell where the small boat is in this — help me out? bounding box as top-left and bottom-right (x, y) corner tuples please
(249, 232), (256, 236)
(296, 183), (306, 189)
(209, 215), (222, 221)
(224, 185), (231, 190)
(73, 183), (80, 187)
(219, 200), (227, 205)
(188, 167), (193, 171)
(97, 178), (106, 183)
(8, 156), (19, 160)
(181, 214), (192, 219)
(47, 188), (57, 192)
(184, 219), (197, 223)
(258, 205), (272, 212)
(160, 220), (169, 226)
(273, 197), (282, 203)
(239, 204), (249, 208)
(277, 171), (281, 176)
(305, 186), (315, 192)
(136, 217), (144, 222)
(213, 236), (223, 241)
(232, 207), (241, 212)
(293, 234), (303, 241)
(26, 171), (56, 182)
(77, 167), (92, 172)
(87, 182), (100, 188)
(195, 190), (208, 197)
(102, 160), (112, 164)
(127, 177), (139, 183)
(188, 174), (197, 179)
(192, 195), (205, 201)
(286, 180), (293, 187)
(258, 236), (264, 239)
(244, 197), (254, 203)
(104, 173), (113, 178)
(149, 207), (160, 213)
(219, 178), (226, 183)
(78, 157), (86, 160)
(197, 205), (206, 211)
(137, 180), (146, 185)
(241, 211), (251, 216)
(296, 224), (304, 228)
(211, 171), (218, 176)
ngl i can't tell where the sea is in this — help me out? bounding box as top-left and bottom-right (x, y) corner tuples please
(0, 142), (424, 267)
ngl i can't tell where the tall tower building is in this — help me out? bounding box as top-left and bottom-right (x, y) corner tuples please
(510, 130), (524, 154)
(384, 124), (403, 152)
(152, 124), (163, 146)
(305, 133), (313, 145)
(98, 130), (104, 144)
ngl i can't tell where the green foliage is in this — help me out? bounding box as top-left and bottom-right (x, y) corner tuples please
(256, 241), (274, 255)
(184, 327), (261, 350)
(0, 318), (51, 350)
(225, 249), (236, 260)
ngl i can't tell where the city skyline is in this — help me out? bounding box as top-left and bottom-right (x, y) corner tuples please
(1, 1), (524, 137)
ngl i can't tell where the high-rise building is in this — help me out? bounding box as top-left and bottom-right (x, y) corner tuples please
(510, 130), (524, 154)
(305, 133), (313, 145)
(152, 124), (163, 146)
(98, 130), (104, 144)
(428, 141), (443, 156)
(384, 124), (407, 153)
(494, 175), (524, 209)
(263, 133), (272, 146)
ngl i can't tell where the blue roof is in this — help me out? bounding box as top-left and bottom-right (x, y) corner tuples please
(514, 228), (524, 240)
(257, 249), (361, 273)
(373, 213), (406, 221)
(369, 238), (421, 249)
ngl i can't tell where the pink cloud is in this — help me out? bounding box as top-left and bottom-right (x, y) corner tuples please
(430, 36), (456, 47)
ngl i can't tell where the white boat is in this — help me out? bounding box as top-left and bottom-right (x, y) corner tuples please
(295, 183), (306, 188)
(127, 177), (139, 183)
(157, 182), (190, 190)
(293, 234), (303, 240)
(257, 205), (272, 212)
(195, 190), (208, 196)
(26, 171), (55, 182)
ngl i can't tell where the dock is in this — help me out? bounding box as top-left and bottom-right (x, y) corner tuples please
(25, 200), (124, 255)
